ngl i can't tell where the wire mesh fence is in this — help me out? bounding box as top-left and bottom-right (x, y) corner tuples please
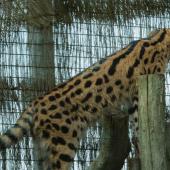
(0, 1), (170, 170)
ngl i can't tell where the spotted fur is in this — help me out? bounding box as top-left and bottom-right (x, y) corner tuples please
(0, 29), (170, 170)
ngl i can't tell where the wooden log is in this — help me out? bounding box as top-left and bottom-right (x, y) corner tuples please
(138, 74), (167, 170)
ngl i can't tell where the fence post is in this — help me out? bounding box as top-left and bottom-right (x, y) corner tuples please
(138, 74), (167, 170)
(88, 116), (130, 170)
(166, 122), (170, 167)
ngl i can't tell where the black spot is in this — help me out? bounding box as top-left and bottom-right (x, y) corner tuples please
(133, 96), (138, 102)
(103, 74), (109, 83)
(34, 115), (38, 121)
(59, 101), (65, 107)
(151, 29), (166, 45)
(143, 42), (150, 47)
(52, 123), (60, 130)
(63, 110), (69, 115)
(153, 65), (157, 73)
(70, 92), (75, 98)
(41, 109), (47, 115)
(126, 67), (134, 78)
(56, 161), (61, 169)
(50, 113), (62, 119)
(74, 79), (81, 86)
(148, 68), (151, 74)
(73, 116), (78, 121)
(62, 85), (74, 95)
(99, 58), (106, 64)
(82, 105), (89, 111)
(151, 51), (160, 63)
(44, 119), (51, 124)
(52, 137), (66, 145)
(95, 95), (102, 103)
(65, 119), (72, 124)
(34, 101), (38, 106)
(0, 141), (6, 149)
(83, 73), (93, 79)
(40, 120), (44, 126)
(40, 102), (46, 106)
(92, 66), (100, 72)
(5, 131), (18, 143)
(42, 130), (50, 138)
(129, 80), (133, 84)
(111, 95), (116, 102)
(65, 97), (71, 104)
(38, 96), (44, 100)
(84, 81), (92, 88)
(106, 86), (113, 93)
(81, 92), (92, 103)
(128, 105), (138, 115)
(134, 117), (138, 122)
(72, 130), (77, 137)
(91, 107), (98, 113)
(46, 124), (52, 130)
(75, 89), (82, 95)
(80, 117), (84, 122)
(120, 85), (124, 89)
(48, 96), (56, 101)
(57, 82), (67, 89)
(95, 78), (103, 85)
(108, 41), (139, 75)
(68, 143), (76, 150)
(55, 93), (61, 98)
(157, 68), (161, 72)
(49, 105), (57, 110)
(52, 150), (58, 155)
(70, 104), (79, 112)
(59, 154), (73, 162)
(115, 80), (121, 85)
(97, 89), (102, 92)
(133, 59), (140, 67)
(61, 126), (69, 133)
(144, 58), (148, 64)
(139, 46), (145, 59)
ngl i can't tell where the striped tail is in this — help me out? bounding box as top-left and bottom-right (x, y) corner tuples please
(0, 106), (33, 149)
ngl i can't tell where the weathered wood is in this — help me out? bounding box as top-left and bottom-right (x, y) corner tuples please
(166, 122), (170, 168)
(28, 26), (55, 170)
(128, 158), (140, 170)
(88, 116), (131, 170)
(138, 74), (167, 170)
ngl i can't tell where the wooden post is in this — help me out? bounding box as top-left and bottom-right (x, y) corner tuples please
(88, 116), (131, 170)
(166, 122), (170, 168)
(128, 158), (140, 170)
(138, 74), (167, 170)
(27, 26), (55, 170)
